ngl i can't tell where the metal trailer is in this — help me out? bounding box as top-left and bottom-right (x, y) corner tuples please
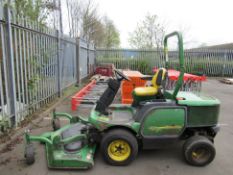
(153, 68), (206, 92)
(71, 78), (109, 113)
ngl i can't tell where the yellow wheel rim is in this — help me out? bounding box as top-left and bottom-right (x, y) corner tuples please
(107, 139), (131, 162)
(192, 149), (209, 160)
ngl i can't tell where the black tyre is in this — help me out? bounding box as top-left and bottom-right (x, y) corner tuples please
(183, 136), (216, 166)
(101, 129), (138, 166)
(25, 144), (35, 165)
(52, 118), (60, 131)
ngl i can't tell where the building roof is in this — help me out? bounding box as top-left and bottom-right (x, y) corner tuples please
(193, 43), (233, 50)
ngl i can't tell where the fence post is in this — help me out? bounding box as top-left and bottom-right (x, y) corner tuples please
(94, 45), (97, 68)
(4, 2), (17, 126)
(56, 30), (61, 97)
(76, 38), (80, 86)
(87, 43), (90, 75)
(222, 50), (227, 77)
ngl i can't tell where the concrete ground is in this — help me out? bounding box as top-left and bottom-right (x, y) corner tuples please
(0, 79), (233, 175)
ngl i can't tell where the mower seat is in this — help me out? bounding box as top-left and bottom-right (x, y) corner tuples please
(61, 123), (86, 152)
(134, 86), (158, 96)
(133, 68), (167, 97)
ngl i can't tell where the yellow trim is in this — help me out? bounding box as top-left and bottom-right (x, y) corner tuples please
(134, 87), (158, 96)
(133, 67), (167, 97)
(107, 139), (131, 162)
(148, 125), (182, 132)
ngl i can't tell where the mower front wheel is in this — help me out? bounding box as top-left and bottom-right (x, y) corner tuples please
(183, 136), (216, 166)
(101, 129), (138, 166)
(25, 144), (35, 165)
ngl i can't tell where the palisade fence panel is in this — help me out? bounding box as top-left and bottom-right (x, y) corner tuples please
(96, 48), (233, 77)
(88, 43), (95, 75)
(0, 4), (96, 128)
(0, 19), (10, 125)
(79, 39), (88, 79)
(9, 14), (59, 124)
(60, 36), (77, 89)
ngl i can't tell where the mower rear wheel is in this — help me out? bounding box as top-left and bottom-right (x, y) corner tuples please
(25, 144), (35, 165)
(183, 136), (215, 166)
(52, 118), (60, 131)
(101, 129), (138, 166)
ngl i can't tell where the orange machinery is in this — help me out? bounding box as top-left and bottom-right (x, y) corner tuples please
(121, 70), (147, 104)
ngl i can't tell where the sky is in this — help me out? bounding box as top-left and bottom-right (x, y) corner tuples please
(93, 0), (233, 48)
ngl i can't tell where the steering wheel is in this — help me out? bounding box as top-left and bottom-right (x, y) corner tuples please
(114, 69), (131, 81)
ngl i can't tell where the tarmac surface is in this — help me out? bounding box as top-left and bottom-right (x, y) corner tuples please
(0, 79), (233, 175)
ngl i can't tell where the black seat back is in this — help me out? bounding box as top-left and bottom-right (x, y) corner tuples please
(95, 79), (120, 114)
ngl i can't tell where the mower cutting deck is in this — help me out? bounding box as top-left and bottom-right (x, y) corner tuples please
(25, 123), (96, 169)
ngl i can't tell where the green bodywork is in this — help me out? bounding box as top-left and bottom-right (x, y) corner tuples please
(52, 111), (79, 123)
(176, 91), (220, 126)
(176, 92), (220, 106)
(142, 108), (185, 136)
(88, 104), (140, 133)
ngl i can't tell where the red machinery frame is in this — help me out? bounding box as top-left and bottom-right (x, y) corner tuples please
(71, 80), (96, 111)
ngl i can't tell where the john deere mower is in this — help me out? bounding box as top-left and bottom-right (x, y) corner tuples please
(24, 31), (220, 169)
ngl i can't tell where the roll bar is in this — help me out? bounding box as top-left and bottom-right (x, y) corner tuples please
(164, 31), (185, 99)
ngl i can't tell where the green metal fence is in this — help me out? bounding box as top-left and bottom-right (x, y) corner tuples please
(96, 48), (233, 76)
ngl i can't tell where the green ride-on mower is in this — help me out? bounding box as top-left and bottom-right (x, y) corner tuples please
(24, 31), (220, 169)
